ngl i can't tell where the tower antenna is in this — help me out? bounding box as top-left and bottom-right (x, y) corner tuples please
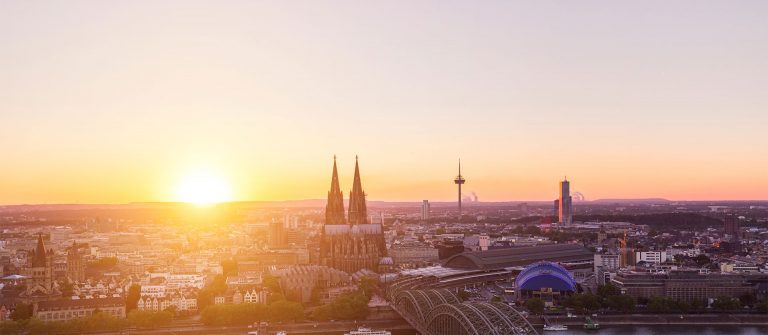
(453, 159), (466, 221)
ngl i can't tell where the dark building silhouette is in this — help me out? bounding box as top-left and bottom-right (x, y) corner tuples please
(553, 199), (559, 218)
(723, 216), (740, 240)
(319, 157), (386, 273)
(268, 220), (287, 249)
(436, 240), (466, 260)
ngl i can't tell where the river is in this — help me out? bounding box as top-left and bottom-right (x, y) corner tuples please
(540, 325), (768, 335)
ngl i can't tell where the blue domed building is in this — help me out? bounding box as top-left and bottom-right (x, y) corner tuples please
(515, 261), (576, 305)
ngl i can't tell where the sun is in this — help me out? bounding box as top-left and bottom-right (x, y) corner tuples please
(174, 170), (233, 206)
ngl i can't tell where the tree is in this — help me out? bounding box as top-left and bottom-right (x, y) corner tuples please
(647, 297), (670, 313)
(126, 284), (141, 312)
(738, 293), (755, 307)
(221, 259), (238, 278)
(524, 225), (541, 236)
(209, 274), (227, 293)
(197, 288), (215, 311)
(457, 289), (470, 302)
(693, 254), (711, 267)
(163, 305), (177, 316)
(310, 289), (369, 321)
(198, 274), (228, 311)
(127, 310), (173, 329)
(358, 276), (377, 297)
(564, 293), (601, 313)
(756, 300), (768, 313)
(597, 284), (620, 298)
(0, 321), (21, 334)
(712, 296), (740, 311)
(262, 274), (282, 294)
(525, 298), (545, 315)
(60, 282), (74, 297)
(269, 300), (304, 322)
(691, 299), (705, 311)
(91, 257), (118, 268)
(581, 294), (601, 312)
(10, 303), (33, 321)
(309, 284), (322, 305)
(672, 300), (691, 314)
(607, 295), (635, 313)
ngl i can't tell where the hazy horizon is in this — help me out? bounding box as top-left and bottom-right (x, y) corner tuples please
(2, 1), (767, 204)
(3, 197), (768, 207)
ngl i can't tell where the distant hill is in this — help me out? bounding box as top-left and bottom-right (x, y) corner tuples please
(591, 198), (670, 204)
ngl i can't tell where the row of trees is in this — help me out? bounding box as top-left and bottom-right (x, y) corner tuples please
(200, 300), (304, 326)
(311, 289), (370, 321)
(0, 310), (172, 335)
(311, 277), (376, 321)
(523, 284), (768, 315)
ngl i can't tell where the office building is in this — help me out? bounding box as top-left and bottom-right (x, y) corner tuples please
(558, 178), (572, 225)
(421, 200), (430, 221)
(611, 270), (753, 302)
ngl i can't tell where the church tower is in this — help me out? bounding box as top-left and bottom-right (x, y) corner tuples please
(347, 156), (368, 225)
(325, 156), (346, 225)
(22, 233), (60, 302)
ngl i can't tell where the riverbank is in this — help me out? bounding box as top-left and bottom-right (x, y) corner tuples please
(532, 314), (768, 326)
(74, 315), (768, 335)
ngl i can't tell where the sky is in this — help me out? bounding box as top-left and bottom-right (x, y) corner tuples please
(1, 1), (767, 204)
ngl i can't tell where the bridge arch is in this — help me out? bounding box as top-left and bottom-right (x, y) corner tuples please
(394, 289), (459, 324)
(424, 302), (538, 335)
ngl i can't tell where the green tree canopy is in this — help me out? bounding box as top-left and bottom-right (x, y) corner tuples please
(524, 298), (545, 315)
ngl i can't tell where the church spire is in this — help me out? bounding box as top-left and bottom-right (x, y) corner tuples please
(325, 155), (346, 225)
(348, 155), (368, 224)
(31, 233), (48, 267)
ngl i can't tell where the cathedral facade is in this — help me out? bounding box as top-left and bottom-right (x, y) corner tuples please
(319, 157), (387, 274)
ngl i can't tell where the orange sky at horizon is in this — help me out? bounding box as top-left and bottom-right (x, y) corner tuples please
(1, 1), (767, 204)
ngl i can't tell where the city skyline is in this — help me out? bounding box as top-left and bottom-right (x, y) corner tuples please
(2, 2), (767, 334)
(2, 1), (767, 204)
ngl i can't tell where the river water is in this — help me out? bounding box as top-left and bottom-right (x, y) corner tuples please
(543, 325), (768, 335)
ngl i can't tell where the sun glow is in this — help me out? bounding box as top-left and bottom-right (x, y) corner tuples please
(174, 170), (233, 206)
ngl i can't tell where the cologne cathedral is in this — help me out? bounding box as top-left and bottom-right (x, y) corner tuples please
(320, 157), (387, 274)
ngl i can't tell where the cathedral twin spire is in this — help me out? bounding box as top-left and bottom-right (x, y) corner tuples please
(325, 156), (346, 225)
(325, 156), (368, 225)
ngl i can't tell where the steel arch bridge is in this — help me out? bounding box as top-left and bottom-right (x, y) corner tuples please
(425, 302), (537, 335)
(394, 289), (461, 325)
(389, 280), (538, 335)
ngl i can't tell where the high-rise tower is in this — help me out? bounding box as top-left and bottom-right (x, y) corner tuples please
(453, 160), (466, 220)
(421, 200), (431, 221)
(559, 178), (573, 225)
(325, 156), (346, 225)
(348, 156), (368, 225)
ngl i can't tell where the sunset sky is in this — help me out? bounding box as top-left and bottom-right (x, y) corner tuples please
(1, 1), (767, 204)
